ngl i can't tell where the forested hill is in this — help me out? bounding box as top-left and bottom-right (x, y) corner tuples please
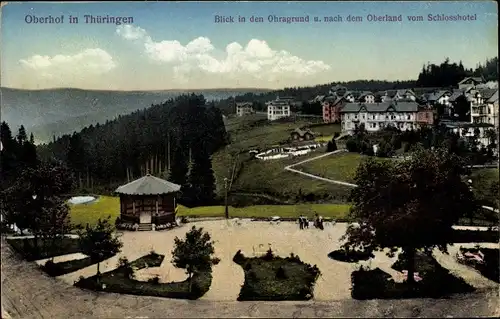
(36, 94), (228, 193)
(1, 87), (269, 143)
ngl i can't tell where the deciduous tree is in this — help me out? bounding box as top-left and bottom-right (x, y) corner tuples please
(171, 226), (215, 292)
(341, 147), (478, 285)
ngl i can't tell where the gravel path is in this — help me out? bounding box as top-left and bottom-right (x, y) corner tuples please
(432, 243), (500, 290)
(2, 233), (500, 318)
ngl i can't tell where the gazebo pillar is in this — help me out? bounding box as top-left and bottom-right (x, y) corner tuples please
(155, 197), (159, 216)
(132, 198), (136, 217)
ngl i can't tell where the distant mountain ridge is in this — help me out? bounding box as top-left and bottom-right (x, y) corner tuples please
(0, 87), (272, 143)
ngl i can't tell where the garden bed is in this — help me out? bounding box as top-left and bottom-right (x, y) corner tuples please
(41, 253), (116, 277)
(7, 237), (82, 261)
(351, 250), (474, 300)
(328, 249), (374, 263)
(233, 249), (321, 301)
(74, 252), (212, 300)
(458, 247), (499, 283)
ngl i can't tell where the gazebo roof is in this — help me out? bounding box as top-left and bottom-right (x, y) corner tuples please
(115, 174), (181, 195)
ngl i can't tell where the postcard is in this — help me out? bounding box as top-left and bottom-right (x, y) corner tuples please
(0, 1), (498, 318)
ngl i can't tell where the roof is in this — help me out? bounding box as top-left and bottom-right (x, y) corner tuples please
(449, 91), (465, 102)
(458, 77), (485, 85)
(236, 102), (252, 107)
(442, 121), (494, 129)
(115, 174), (181, 195)
(486, 90), (498, 103)
(478, 88), (497, 100)
(340, 101), (419, 113)
(425, 90), (451, 101)
(292, 128), (315, 136)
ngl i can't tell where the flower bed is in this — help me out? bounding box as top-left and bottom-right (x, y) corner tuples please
(351, 250), (475, 300)
(7, 237), (82, 261)
(233, 249), (321, 301)
(74, 252), (212, 300)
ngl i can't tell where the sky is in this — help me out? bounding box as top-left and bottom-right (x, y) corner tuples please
(1, 1), (498, 90)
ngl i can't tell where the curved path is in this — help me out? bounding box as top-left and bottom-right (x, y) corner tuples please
(2, 237), (500, 318)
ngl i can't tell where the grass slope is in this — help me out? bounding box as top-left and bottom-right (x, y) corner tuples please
(294, 152), (391, 183)
(212, 116), (345, 203)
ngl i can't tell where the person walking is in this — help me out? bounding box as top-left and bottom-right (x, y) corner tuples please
(298, 215), (304, 230)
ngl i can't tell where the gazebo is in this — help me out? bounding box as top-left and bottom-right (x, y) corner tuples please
(115, 174), (181, 227)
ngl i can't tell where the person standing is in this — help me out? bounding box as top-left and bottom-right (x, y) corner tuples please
(298, 215), (304, 230)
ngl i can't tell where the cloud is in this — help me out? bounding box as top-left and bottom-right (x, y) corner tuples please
(19, 48), (116, 78)
(117, 25), (330, 81)
(116, 24), (148, 41)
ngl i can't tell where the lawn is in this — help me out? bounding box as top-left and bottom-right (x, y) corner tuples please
(233, 249), (321, 301)
(69, 195), (120, 227)
(213, 117), (346, 202)
(68, 195), (353, 226)
(470, 168), (499, 209)
(294, 152), (391, 183)
(75, 252), (212, 300)
(230, 150), (353, 202)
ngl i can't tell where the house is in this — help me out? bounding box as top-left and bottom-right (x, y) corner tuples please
(267, 97), (292, 121)
(397, 89), (417, 101)
(357, 91), (376, 103)
(441, 121), (495, 150)
(416, 106), (434, 126)
(458, 76), (485, 89)
(322, 95), (349, 123)
(236, 102), (254, 117)
(290, 128), (315, 141)
(423, 90), (453, 106)
(340, 101), (420, 133)
(470, 89), (497, 125)
(485, 90), (499, 130)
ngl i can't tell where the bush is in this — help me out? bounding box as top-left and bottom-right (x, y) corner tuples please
(148, 276), (160, 284)
(211, 257), (221, 265)
(117, 257), (135, 279)
(276, 266), (288, 280)
(263, 247), (274, 261)
(233, 249), (247, 265)
(328, 249), (374, 263)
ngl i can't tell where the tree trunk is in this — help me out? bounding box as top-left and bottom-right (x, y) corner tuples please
(188, 272), (193, 293)
(405, 247), (416, 285)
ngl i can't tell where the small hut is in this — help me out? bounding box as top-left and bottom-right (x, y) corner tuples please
(115, 174), (181, 227)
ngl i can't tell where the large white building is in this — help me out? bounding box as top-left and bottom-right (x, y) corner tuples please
(267, 97), (292, 121)
(340, 101), (423, 133)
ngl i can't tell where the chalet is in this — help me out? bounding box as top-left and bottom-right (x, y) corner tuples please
(267, 96), (293, 121)
(340, 101), (421, 133)
(290, 128), (315, 141)
(115, 174), (181, 231)
(236, 102), (254, 117)
(458, 76), (485, 89)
